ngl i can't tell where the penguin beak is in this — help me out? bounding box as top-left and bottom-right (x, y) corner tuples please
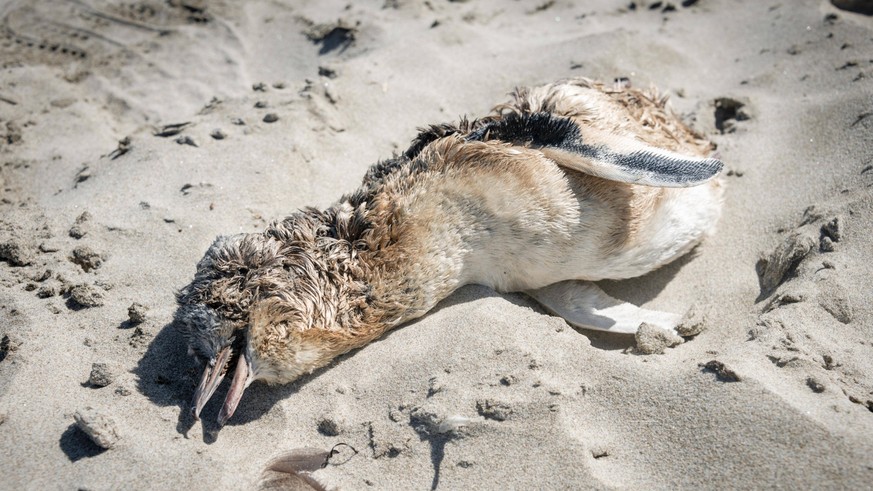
(191, 345), (232, 420)
(218, 348), (255, 426)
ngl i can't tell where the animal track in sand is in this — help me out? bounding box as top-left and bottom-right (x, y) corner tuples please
(0, 0), (214, 70)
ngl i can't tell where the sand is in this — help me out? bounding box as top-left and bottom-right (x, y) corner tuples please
(2, 0), (872, 489)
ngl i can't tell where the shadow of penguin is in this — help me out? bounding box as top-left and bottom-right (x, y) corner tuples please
(133, 320), (198, 436)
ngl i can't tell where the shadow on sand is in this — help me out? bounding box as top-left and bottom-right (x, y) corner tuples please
(59, 424), (105, 462)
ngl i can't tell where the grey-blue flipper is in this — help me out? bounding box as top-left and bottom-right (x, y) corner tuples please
(466, 112), (723, 188)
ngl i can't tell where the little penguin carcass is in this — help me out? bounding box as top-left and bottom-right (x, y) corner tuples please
(174, 77), (725, 426)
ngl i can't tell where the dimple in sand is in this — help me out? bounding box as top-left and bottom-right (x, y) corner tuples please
(175, 77), (725, 426)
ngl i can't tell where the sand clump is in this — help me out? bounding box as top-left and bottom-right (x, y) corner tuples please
(68, 212), (92, 239)
(73, 407), (120, 449)
(756, 232), (816, 296)
(475, 399), (513, 422)
(68, 284), (105, 308)
(69, 246), (105, 272)
(676, 304), (709, 337)
(0, 240), (34, 267)
(127, 303), (148, 324)
(634, 323), (684, 354)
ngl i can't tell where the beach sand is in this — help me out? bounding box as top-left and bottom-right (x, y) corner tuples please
(1, 0), (872, 488)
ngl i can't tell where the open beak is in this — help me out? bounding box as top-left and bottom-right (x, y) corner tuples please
(191, 345), (232, 420)
(217, 348), (254, 426)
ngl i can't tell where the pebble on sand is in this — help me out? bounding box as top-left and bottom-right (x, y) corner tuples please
(69, 284), (104, 308)
(74, 407), (120, 449)
(263, 113), (279, 123)
(89, 362), (114, 387)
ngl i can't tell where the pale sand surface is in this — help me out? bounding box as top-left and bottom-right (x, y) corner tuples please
(1, 0), (873, 489)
